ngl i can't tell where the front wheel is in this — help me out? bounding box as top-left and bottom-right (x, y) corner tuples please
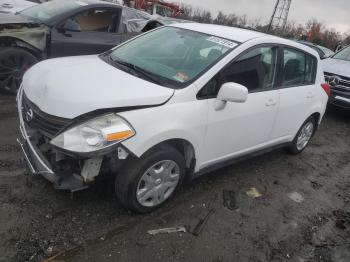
(287, 116), (316, 154)
(115, 145), (186, 213)
(0, 47), (38, 95)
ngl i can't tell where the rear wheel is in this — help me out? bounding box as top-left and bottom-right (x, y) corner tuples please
(115, 145), (186, 213)
(287, 116), (316, 154)
(0, 47), (38, 95)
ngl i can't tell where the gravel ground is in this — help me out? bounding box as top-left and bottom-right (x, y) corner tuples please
(0, 93), (349, 262)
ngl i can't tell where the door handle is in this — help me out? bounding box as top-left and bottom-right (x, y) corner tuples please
(63, 32), (72, 37)
(265, 99), (277, 107)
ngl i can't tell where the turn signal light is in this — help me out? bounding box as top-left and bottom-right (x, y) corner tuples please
(106, 130), (134, 142)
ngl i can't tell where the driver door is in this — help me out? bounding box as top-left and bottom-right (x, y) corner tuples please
(200, 45), (280, 168)
(50, 8), (123, 58)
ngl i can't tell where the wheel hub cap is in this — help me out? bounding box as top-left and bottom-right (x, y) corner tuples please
(0, 55), (32, 92)
(296, 122), (314, 151)
(136, 160), (180, 207)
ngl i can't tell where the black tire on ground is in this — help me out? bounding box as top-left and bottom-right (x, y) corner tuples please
(115, 145), (186, 213)
(287, 116), (316, 155)
(0, 47), (38, 95)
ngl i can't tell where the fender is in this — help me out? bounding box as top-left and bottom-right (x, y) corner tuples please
(120, 101), (208, 172)
(292, 101), (326, 138)
(123, 127), (202, 169)
(0, 24), (49, 57)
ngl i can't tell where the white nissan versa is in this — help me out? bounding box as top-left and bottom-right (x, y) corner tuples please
(17, 23), (330, 213)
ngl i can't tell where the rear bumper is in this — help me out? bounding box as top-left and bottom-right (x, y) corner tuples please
(17, 87), (88, 192)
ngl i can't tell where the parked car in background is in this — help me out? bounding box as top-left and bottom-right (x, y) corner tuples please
(297, 41), (334, 60)
(0, 0), (163, 94)
(0, 0), (37, 14)
(323, 45), (350, 109)
(18, 23), (329, 213)
(156, 16), (192, 25)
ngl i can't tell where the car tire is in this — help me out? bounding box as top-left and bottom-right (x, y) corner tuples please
(287, 116), (316, 155)
(0, 47), (38, 95)
(115, 145), (186, 213)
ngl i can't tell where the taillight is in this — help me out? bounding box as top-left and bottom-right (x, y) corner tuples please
(321, 83), (330, 96)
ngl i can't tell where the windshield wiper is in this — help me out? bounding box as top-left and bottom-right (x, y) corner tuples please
(111, 58), (165, 86)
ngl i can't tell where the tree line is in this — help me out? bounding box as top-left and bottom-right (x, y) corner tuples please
(177, 4), (350, 50)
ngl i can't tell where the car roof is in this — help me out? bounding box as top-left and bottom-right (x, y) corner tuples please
(170, 23), (320, 58)
(31, 0), (122, 25)
(171, 23), (269, 43)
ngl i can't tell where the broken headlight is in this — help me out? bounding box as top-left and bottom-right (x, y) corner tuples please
(50, 114), (135, 153)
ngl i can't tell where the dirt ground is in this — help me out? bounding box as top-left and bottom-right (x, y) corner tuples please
(0, 93), (350, 262)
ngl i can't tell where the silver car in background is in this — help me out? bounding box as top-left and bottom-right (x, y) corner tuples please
(323, 45), (350, 109)
(297, 41), (334, 60)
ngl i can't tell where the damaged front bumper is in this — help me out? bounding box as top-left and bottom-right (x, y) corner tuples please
(17, 87), (106, 192)
(17, 136), (89, 192)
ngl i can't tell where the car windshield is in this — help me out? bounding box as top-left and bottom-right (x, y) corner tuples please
(106, 27), (237, 88)
(20, 0), (80, 22)
(333, 46), (350, 61)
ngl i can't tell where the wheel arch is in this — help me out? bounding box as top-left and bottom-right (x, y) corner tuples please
(309, 111), (322, 135)
(0, 36), (43, 59)
(310, 112), (321, 125)
(140, 138), (196, 171)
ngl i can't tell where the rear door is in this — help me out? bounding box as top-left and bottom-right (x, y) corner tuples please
(200, 45), (280, 167)
(270, 47), (318, 140)
(50, 7), (123, 58)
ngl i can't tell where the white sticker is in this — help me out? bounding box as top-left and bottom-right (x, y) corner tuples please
(75, 1), (88, 6)
(206, 36), (237, 49)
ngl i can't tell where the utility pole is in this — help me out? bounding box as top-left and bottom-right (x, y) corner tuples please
(267, 0), (292, 33)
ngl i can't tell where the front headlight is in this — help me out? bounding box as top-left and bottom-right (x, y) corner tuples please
(50, 114), (135, 153)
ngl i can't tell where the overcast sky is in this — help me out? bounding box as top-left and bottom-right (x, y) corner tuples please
(182, 0), (350, 33)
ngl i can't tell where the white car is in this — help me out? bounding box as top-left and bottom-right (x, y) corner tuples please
(0, 0), (37, 14)
(322, 45), (350, 109)
(17, 23), (329, 213)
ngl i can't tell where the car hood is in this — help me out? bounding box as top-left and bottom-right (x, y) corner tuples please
(322, 58), (350, 77)
(0, 12), (37, 25)
(23, 56), (175, 119)
(0, 0), (37, 14)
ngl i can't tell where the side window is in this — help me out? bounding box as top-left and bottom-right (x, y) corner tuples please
(197, 74), (219, 99)
(61, 9), (119, 33)
(197, 46), (278, 99)
(282, 48), (317, 87)
(221, 46), (278, 92)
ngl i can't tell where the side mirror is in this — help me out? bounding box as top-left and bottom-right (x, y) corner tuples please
(215, 82), (248, 110)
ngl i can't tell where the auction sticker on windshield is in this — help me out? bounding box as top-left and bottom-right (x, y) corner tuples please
(206, 36), (237, 49)
(173, 72), (189, 83)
